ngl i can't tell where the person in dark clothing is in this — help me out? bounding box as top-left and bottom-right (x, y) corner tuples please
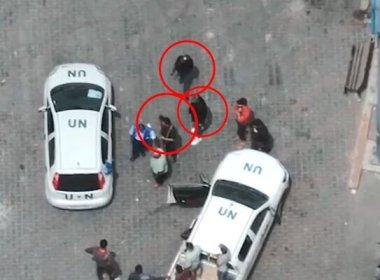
(188, 96), (208, 133)
(171, 54), (194, 78)
(171, 55), (198, 93)
(250, 118), (274, 153)
(128, 264), (169, 280)
(159, 115), (179, 162)
(85, 239), (122, 280)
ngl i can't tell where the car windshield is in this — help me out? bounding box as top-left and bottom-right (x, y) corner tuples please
(212, 180), (268, 210)
(51, 83), (104, 112)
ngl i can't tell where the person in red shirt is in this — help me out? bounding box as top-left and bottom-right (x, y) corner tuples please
(234, 97), (255, 142)
(85, 239), (122, 280)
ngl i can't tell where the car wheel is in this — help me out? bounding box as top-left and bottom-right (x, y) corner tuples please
(275, 199), (284, 225)
(276, 185), (291, 225)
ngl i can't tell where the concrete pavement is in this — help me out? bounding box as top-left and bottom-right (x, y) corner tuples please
(347, 171), (380, 280)
(0, 0), (373, 279)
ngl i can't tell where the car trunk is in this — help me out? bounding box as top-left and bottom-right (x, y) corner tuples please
(58, 173), (100, 192)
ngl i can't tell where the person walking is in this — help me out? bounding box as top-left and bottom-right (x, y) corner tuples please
(85, 239), (122, 280)
(234, 98), (255, 144)
(150, 145), (169, 187)
(129, 123), (156, 161)
(188, 95), (208, 146)
(127, 264), (169, 280)
(159, 115), (179, 162)
(250, 118), (274, 153)
(171, 54), (198, 93)
(215, 244), (231, 280)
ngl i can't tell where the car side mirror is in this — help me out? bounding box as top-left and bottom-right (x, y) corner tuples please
(199, 173), (210, 186)
(38, 106), (48, 112)
(180, 218), (197, 240)
(107, 104), (117, 112)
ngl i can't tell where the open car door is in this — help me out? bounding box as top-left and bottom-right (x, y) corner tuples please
(167, 182), (210, 207)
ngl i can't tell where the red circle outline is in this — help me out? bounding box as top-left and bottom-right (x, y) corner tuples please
(176, 85), (229, 138)
(158, 39), (216, 96)
(135, 92), (199, 156)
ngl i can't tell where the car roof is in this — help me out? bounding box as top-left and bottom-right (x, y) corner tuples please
(211, 149), (286, 198)
(45, 63), (109, 92)
(55, 110), (101, 173)
(189, 196), (255, 257)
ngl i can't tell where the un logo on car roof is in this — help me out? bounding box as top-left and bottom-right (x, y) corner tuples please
(243, 163), (262, 175)
(68, 70), (86, 77)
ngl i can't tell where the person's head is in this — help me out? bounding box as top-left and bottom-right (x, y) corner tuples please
(159, 115), (166, 125)
(99, 239), (108, 249)
(186, 242), (194, 251)
(152, 151), (161, 158)
(219, 244), (228, 254)
(175, 264), (184, 274)
(180, 54), (192, 63)
(159, 115), (172, 126)
(236, 98), (248, 113)
(236, 98), (248, 106)
(135, 264), (143, 274)
(159, 115), (165, 123)
(138, 123), (146, 131)
(251, 118), (261, 129)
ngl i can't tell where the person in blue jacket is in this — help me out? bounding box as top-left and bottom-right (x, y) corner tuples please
(129, 123), (156, 161)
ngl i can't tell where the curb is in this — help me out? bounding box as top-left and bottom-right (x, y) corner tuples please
(348, 42), (378, 190)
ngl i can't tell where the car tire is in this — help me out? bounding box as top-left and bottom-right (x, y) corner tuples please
(275, 199), (284, 225)
(276, 178), (292, 224)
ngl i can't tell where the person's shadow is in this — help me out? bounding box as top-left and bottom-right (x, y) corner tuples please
(201, 106), (213, 133)
(180, 66), (200, 93)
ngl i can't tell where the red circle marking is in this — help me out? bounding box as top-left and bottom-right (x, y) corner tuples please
(158, 39), (216, 96)
(176, 85), (229, 138)
(135, 92), (199, 156)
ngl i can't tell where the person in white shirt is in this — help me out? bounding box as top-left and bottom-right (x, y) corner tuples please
(216, 244), (231, 280)
(150, 147), (169, 187)
(179, 242), (202, 279)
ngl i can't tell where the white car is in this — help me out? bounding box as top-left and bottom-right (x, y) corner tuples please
(38, 63), (117, 210)
(167, 149), (291, 280)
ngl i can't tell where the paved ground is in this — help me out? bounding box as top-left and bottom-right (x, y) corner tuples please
(347, 171), (380, 280)
(0, 0), (372, 279)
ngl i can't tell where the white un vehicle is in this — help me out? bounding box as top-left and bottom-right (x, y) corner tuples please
(38, 63), (117, 210)
(167, 149), (291, 280)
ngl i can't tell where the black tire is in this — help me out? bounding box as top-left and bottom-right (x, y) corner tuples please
(275, 199), (284, 225)
(276, 184), (291, 225)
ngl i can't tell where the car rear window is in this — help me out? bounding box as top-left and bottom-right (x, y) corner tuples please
(58, 174), (100, 192)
